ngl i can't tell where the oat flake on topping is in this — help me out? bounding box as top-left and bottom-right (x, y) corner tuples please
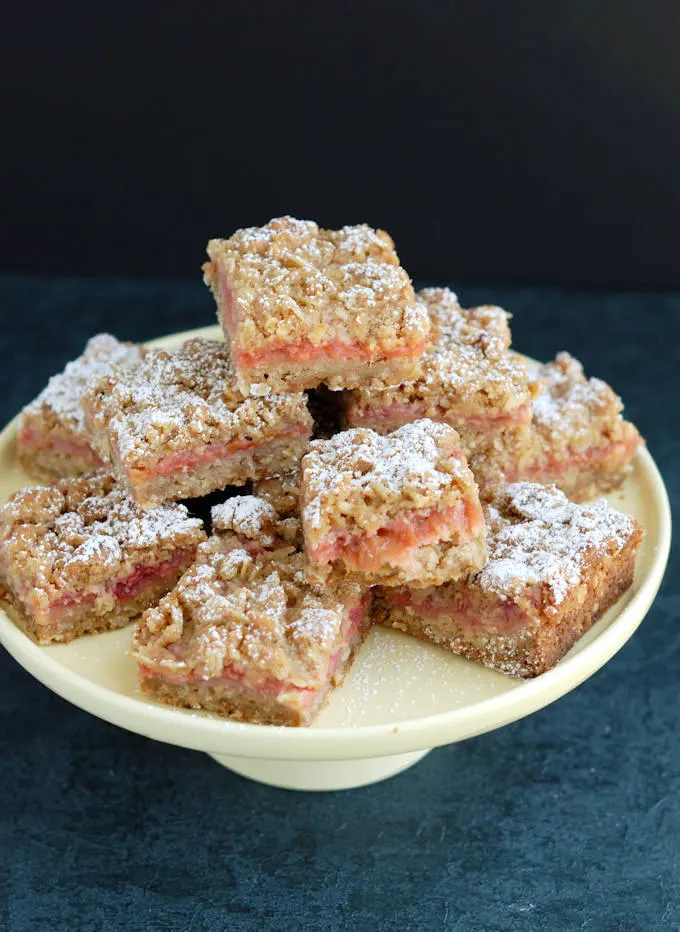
(478, 482), (637, 605)
(23, 334), (144, 433)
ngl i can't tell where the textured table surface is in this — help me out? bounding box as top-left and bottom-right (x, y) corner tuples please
(0, 275), (678, 932)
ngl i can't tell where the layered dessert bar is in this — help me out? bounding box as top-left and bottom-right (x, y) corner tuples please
(300, 420), (486, 587)
(17, 334), (144, 482)
(375, 482), (643, 677)
(477, 353), (643, 502)
(344, 288), (536, 464)
(82, 338), (313, 509)
(0, 472), (206, 645)
(131, 543), (372, 726)
(203, 216), (429, 395)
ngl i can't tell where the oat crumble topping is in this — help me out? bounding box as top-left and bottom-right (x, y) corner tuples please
(478, 482), (639, 607)
(132, 543), (364, 687)
(349, 288), (532, 412)
(21, 334), (145, 438)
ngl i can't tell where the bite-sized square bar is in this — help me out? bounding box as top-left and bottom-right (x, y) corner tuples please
(344, 288), (536, 464)
(475, 352), (643, 502)
(131, 543), (372, 726)
(210, 491), (302, 556)
(300, 420), (486, 588)
(82, 338), (313, 509)
(252, 471), (300, 519)
(375, 482), (643, 678)
(203, 216), (429, 394)
(0, 472), (206, 645)
(17, 334), (145, 482)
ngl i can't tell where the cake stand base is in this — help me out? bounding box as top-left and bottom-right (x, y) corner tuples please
(208, 748), (432, 791)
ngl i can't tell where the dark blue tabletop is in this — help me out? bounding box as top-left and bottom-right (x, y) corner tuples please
(0, 275), (678, 932)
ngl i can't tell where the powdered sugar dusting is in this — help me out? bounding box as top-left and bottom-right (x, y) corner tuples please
(479, 482), (638, 605)
(532, 352), (620, 434)
(24, 334), (144, 431)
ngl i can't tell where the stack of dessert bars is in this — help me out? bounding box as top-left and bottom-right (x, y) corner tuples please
(0, 217), (644, 726)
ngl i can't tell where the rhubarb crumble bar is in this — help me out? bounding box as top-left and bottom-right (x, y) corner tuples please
(0, 472), (206, 645)
(300, 420), (486, 587)
(203, 216), (429, 394)
(476, 352), (643, 501)
(131, 543), (372, 727)
(375, 482), (643, 677)
(344, 288), (536, 465)
(82, 338), (313, 509)
(17, 334), (145, 482)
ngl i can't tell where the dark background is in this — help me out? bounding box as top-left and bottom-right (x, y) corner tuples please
(3, 1), (680, 287)
(2, 6), (680, 930)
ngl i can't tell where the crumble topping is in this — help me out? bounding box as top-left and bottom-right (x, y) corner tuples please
(301, 420), (477, 535)
(82, 338), (312, 465)
(21, 334), (145, 437)
(0, 472), (206, 596)
(204, 216), (427, 353)
(349, 288), (532, 412)
(529, 352), (636, 454)
(478, 482), (640, 607)
(253, 472), (301, 518)
(132, 543), (364, 686)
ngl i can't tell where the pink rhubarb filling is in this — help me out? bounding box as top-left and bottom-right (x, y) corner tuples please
(217, 269), (425, 369)
(510, 436), (641, 484)
(18, 426), (103, 465)
(349, 400), (532, 432)
(125, 426), (308, 480)
(34, 548), (196, 625)
(385, 588), (536, 637)
(309, 500), (483, 574)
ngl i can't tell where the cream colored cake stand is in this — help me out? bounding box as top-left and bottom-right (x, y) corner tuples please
(0, 327), (671, 791)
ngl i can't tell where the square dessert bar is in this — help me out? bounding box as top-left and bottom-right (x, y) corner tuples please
(375, 482), (643, 678)
(300, 420), (486, 588)
(344, 288), (536, 464)
(17, 334), (145, 482)
(82, 338), (313, 509)
(0, 472), (206, 645)
(203, 216), (429, 394)
(131, 542), (372, 726)
(210, 491), (302, 556)
(489, 353), (643, 502)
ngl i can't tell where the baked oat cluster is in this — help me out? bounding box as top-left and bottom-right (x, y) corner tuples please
(1, 216), (645, 726)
